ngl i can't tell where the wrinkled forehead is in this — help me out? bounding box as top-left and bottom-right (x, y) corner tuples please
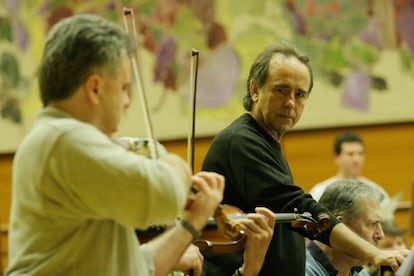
(267, 53), (311, 89)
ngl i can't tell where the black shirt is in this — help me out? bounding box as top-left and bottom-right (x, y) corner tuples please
(202, 113), (339, 276)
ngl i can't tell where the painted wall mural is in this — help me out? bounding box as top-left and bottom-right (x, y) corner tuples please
(0, 0), (413, 153)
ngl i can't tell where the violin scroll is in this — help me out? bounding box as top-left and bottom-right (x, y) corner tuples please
(213, 205), (244, 241)
(203, 207), (332, 243)
(284, 210), (331, 239)
(194, 204), (246, 255)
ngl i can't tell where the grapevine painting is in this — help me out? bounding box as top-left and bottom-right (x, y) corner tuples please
(0, 0), (413, 153)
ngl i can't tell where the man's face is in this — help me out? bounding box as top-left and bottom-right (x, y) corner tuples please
(335, 142), (365, 178)
(344, 196), (384, 245)
(250, 54), (310, 141)
(98, 57), (132, 136)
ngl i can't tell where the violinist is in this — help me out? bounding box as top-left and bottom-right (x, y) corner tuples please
(202, 41), (409, 275)
(6, 13), (224, 276)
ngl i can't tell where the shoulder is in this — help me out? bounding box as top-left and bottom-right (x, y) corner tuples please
(309, 177), (337, 200)
(34, 107), (104, 142)
(216, 114), (258, 137)
(213, 114), (273, 149)
(18, 109), (107, 159)
(361, 178), (389, 194)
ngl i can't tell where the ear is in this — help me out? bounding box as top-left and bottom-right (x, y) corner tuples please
(84, 74), (101, 105)
(336, 215), (344, 222)
(334, 154), (341, 166)
(249, 80), (260, 102)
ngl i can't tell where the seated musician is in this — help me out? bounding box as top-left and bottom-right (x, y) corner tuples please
(365, 219), (408, 276)
(306, 179), (384, 276)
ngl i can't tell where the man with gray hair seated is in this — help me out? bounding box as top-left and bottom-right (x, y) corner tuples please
(306, 179), (384, 276)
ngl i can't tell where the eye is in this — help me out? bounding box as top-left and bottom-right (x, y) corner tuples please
(273, 84), (289, 94)
(296, 90), (308, 98)
(368, 221), (380, 229)
(275, 87), (286, 94)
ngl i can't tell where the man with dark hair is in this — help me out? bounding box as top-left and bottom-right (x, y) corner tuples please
(202, 41), (408, 275)
(310, 131), (389, 206)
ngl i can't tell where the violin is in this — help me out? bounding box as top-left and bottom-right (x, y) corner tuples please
(194, 205), (331, 255)
(135, 203), (331, 255)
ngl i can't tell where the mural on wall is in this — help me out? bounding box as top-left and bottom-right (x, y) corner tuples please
(286, 0), (414, 110)
(0, 0), (413, 153)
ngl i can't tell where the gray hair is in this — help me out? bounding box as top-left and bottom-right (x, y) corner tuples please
(243, 41), (314, 111)
(38, 14), (135, 106)
(318, 179), (382, 221)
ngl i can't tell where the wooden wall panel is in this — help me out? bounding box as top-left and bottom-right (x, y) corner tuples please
(0, 154), (12, 273)
(282, 123), (414, 201)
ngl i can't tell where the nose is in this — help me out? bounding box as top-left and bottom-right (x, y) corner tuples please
(374, 223), (385, 242)
(284, 91), (295, 108)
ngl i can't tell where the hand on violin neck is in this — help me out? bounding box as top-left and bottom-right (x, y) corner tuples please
(238, 207), (276, 276)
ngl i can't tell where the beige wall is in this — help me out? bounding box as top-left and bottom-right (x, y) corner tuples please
(1, 122), (414, 272)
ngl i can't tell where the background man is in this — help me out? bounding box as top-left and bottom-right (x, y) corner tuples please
(309, 131), (389, 207)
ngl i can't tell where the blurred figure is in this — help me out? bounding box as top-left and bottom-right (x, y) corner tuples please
(6, 14), (224, 276)
(310, 131), (390, 208)
(379, 219), (407, 250)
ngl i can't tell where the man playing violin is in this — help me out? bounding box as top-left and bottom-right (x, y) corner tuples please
(6, 13), (278, 276)
(6, 13), (224, 276)
(202, 41), (409, 275)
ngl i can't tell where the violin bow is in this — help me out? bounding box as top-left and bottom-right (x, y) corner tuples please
(187, 49), (199, 172)
(186, 49), (244, 241)
(122, 7), (159, 159)
(185, 47), (199, 276)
